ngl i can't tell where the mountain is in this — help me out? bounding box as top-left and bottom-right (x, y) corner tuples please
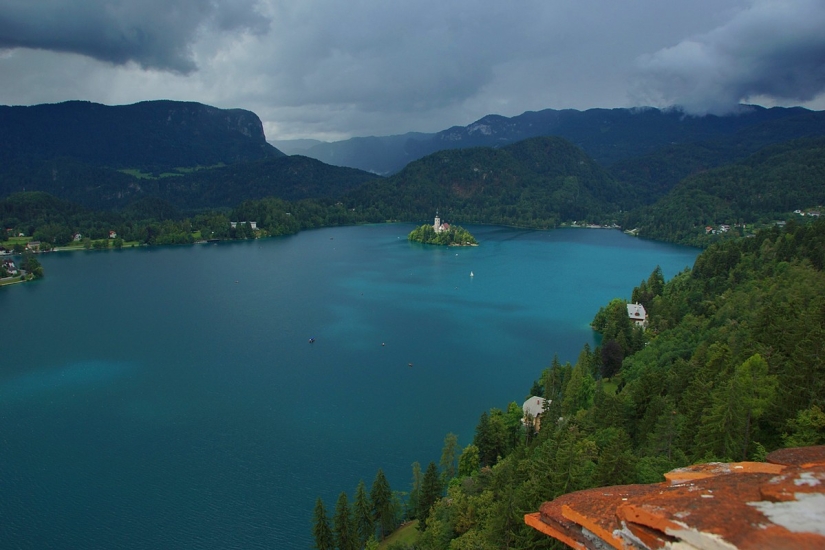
(343, 136), (630, 227)
(292, 106), (825, 175)
(0, 100), (283, 170)
(0, 100), (382, 211)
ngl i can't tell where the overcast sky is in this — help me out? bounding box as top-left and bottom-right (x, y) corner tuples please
(1, 0), (824, 141)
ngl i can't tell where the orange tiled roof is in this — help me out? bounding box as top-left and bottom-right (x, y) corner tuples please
(525, 445), (825, 549)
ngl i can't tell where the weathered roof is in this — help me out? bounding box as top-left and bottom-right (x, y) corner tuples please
(525, 445), (825, 549)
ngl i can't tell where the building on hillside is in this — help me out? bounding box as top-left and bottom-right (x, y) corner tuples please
(230, 221), (258, 230)
(2, 259), (18, 276)
(627, 302), (647, 327)
(522, 396), (548, 432)
(433, 212), (450, 233)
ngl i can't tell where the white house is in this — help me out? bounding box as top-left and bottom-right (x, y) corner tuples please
(230, 221), (258, 230)
(522, 396), (548, 431)
(627, 302), (647, 327)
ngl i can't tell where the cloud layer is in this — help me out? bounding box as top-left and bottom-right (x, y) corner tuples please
(0, 0), (269, 72)
(634, 0), (825, 114)
(0, 0), (822, 139)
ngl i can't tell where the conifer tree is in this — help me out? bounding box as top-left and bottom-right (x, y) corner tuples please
(370, 469), (395, 540)
(408, 462), (422, 520)
(695, 353), (777, 460)
(353, 479), (374, 546)
(312, 497), (335, 550)
(439, 433), (458, 482)
(417, 461), (442, 526)
(333, 491), (356, 550)
(595, 429), (637, 487)
(561, 363), (595, 417)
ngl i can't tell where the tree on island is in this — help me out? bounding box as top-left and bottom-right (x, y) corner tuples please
(408, 223), (477, 246)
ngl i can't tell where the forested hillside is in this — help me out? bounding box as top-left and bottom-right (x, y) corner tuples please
(313, 219), (825, 550)
(624, 137), (825, 245)
(345, 136), (631, 228)
(0, 155), (378, 211)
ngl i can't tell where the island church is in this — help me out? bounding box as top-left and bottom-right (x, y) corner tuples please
(433, 212), (450, 233)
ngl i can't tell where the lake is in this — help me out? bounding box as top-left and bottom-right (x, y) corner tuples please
(0, 224), (698, 549)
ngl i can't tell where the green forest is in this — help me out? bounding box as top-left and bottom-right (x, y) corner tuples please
(311, 218), (825, 550)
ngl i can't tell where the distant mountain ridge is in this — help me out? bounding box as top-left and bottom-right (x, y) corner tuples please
(285, 105), (825, 174)
(0, 100), (283, 169)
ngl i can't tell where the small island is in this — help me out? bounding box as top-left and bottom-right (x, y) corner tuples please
(408, 213), (478, 246)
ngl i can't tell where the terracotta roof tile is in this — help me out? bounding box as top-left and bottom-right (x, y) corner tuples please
(524, 446), (825, 550)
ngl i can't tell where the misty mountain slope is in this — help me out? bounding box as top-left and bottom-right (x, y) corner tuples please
(294, 105), (824, 175)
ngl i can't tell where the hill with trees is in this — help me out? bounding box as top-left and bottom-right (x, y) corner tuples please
(623, 137), (825, 245)
(345, 136), (631, 228)
(0, 154), (379, 211)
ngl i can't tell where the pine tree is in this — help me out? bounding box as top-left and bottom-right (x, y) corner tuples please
(353, 479), (374, 547)
(561, 363), (595, 417)
(370, 469), (395, 540)
(595, 429), (637, 487)
(333, 491), (356, 550)
(439, 433), (459, 483)
(695, 354), (777, 460)
(418, 461), (442, 526)
(408, 462), (422, 520)
(312, 497), (335, 550)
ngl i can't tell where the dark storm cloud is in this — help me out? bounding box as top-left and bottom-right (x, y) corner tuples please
(0, 0), (269, 73)
(634, 0), (825, 114)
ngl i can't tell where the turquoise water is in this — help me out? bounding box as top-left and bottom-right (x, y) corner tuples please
(0, 224), (698, 548)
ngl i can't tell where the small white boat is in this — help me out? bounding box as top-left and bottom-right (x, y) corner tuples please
(470, 271), (474, 277)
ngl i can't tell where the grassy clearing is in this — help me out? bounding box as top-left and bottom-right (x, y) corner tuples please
(379, 521), (419, 549)
(3, 236), (32, 245)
